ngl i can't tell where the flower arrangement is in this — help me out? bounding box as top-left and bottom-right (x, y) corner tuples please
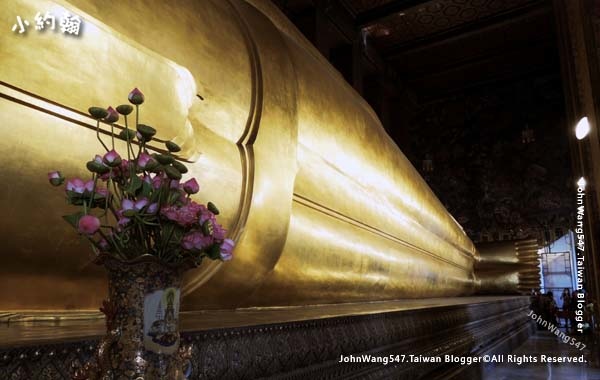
(48, 88), (234, 265)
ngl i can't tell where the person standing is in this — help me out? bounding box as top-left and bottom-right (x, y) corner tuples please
(560, 288), (571, 328)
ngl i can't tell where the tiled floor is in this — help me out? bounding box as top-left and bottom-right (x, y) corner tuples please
(484, 328), (600, 380)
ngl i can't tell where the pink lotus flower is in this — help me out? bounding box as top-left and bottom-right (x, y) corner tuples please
(181, 231), (213, 251)
(78, 215), (101, 235)
(66, 178), (86, 193)
(120, 159), (132, 177)
(47, 171), (64, 186)
(183, 178), (199, 194)
(150, 174), (164, 189)
(99, 159), (131, 181)
(137, 153), (155, 169)
(170, 180), (180, 189)
(103, 150), (122, 167)
(117, 217), (130, 227)
(119, 198), (149, 218)
(116, 199), (135, 226)
(104, 106), (119, 123)
(128, 88), (145, 105)
(134, 198), (149, 211)
(84, 180), (94, 193)
(122, 199), (134, 210)
(161, 201), (203, 227)
(198, 204), (215, 225)
(213, 223), (227, 241)
(220, 239), (235, 261)
(147, 203), (159, 214)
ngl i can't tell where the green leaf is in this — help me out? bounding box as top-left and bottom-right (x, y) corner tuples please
(155, 154), (174, 165)
(124, 175), (143, 195)
(140, 180), (152, 198)
(207, 244), (221, 260)
(86, 160), (110, 174)
(168, 190), (181, 205)
(122, 209), (136, 217)
(66, 191), (84, 206)
(62, 211), (84, 229)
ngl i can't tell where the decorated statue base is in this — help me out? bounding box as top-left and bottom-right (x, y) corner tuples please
(73, 254), (193, 380)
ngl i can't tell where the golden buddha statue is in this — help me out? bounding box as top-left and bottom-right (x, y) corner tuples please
(0, 0), (481, 313)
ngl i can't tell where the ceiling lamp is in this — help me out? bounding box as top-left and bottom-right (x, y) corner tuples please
(575, 117), (590, 140)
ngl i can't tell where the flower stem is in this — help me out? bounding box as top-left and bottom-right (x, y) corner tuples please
(95, 120), (109, 152)
(100, 229), (126, 260)
(90, 174), (98, 209)
(124, 115), (137, 161)
(110, 123), (115, 150)
(107, 203), (119, 220)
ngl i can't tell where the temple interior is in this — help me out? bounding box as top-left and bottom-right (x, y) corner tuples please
(1, 0), (600, 379)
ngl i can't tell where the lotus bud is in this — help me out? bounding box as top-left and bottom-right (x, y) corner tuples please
(207, 202), (220, 215)
(118, 129), (136, 141)
(98, 238), (110, 251)
(164, 166), (182, 180)
(116, 104), (133, 115)
(128, 87), (145, 105)
(47, 171), (65, 186)
(104, 106), (119, 123)
(136, 124), (156, 140)
(172, 161), (188, 174)
(88, 107), (108, 120)
(137, 152), (157, 170)
(165, 141), (181, 152)
(183, 178), (199, 194)
(78, 215), (101, 235)
(103, 149), (122, 167)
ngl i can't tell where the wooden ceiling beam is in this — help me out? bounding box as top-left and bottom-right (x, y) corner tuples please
(355, 0), (432, 27)
(384, 0), (550, 58)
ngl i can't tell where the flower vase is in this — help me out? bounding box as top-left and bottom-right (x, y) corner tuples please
(73, 254), (194, 380)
